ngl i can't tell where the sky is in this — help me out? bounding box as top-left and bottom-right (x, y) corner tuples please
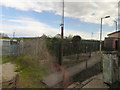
(0, 0), (119, 40)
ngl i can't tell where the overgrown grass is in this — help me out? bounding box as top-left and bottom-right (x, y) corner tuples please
(2, 55), (51, 88)
(19, 65), (49, 88)
(2, 56), (13, 64)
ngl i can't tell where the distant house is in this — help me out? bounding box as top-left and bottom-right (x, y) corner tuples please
(104, 30), (120, 51)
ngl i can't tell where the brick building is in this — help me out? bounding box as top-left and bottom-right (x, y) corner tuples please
(104, 30), (120, 51)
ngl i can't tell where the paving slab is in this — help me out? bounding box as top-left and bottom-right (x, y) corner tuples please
(80, 74), (109, 88)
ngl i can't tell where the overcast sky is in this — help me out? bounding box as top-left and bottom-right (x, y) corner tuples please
(0, 0), (119, 40)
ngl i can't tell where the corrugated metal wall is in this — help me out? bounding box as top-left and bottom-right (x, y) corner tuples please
(1, 39), (21, 56)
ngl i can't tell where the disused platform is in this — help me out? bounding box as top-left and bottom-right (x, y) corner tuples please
(42, 53), (102, 87)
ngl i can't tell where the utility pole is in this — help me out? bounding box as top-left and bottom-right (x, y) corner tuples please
(61, 0), (64, 39)
(114, 21), (117, 31)
(91, 32), (93, 40)
(59, 0), (64, 65)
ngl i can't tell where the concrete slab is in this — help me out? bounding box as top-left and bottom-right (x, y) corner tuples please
(81, 74), (109, 88)
(42, 53), (102, 87)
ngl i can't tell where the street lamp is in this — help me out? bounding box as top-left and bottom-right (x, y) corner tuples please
(99, 16), (110, 52)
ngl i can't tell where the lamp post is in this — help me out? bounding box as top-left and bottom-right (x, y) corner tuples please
(99, 16), (110, 52)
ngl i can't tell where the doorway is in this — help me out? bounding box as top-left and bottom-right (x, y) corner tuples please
(115, 40), (118, 51)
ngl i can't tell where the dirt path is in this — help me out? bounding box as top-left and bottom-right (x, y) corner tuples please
(0, 62), (17, 82)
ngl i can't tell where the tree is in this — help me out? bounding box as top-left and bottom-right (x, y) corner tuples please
(55, 34), (61, 39)
(41, 34), (47, 39)
(72, 35), (81, 42)
(72, 35), (81, 60)
(66, 34), (73, 40)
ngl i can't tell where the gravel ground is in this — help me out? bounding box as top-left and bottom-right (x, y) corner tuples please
(0, 62), (17, 82)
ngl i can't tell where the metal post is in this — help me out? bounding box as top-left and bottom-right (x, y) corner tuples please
(59, 0), (64, 65)
(114, 21), (118, 31)
(60, 26), (63, 65)
(116, 21), (117, 31)
(86, 46), (88, 69)
(100, 18), (102, 52)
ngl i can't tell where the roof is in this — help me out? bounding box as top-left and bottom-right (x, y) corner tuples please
(107, 30), (120, 36)
(105, 37), (120, 40)
(0, 39), (11, 41)
(0, 39), (17, 42)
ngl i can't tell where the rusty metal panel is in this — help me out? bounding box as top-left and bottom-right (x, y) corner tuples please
(103, 54), (119, 84)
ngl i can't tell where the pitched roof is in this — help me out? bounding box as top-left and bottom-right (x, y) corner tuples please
(107, 30), (120, 36)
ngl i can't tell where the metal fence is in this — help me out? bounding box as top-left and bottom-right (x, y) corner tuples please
(1, 39), (21, 56)
(21, 37), (50, 61)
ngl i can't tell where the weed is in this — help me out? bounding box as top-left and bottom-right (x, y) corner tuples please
(2, 56), (51, 88)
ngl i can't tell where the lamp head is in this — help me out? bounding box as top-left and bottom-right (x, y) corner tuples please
(105, 16), (110, 18)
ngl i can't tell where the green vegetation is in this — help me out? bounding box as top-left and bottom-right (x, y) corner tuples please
(0, 56), (2, 64)
(2, 56), (51, 88)
(2, 56), (13, 64)
(46, 35), (99, 59)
